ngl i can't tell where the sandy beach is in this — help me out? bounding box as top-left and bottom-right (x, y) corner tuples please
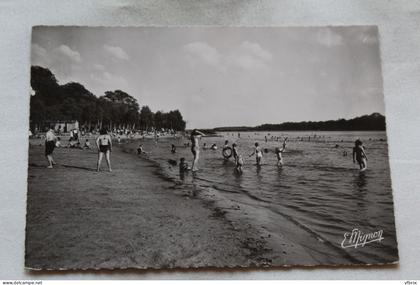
(25, 141), (290, 270)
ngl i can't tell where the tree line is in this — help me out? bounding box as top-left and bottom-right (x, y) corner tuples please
(213, 113), (386, 132)
(30, 66), (186, 132)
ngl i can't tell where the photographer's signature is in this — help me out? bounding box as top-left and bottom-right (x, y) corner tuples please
(341, 228), (384, 248)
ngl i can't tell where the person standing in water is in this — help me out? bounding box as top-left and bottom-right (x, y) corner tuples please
(232, 143), (243, 172)
(96, 128), (112, 172)
(190, 129), (205, 172)
(45, 128), (57, 168)
(353, 139), (368, 171)
(249, 142), (263, 166)
(222, 140), (230, 160)
(275, 137), (287, 166)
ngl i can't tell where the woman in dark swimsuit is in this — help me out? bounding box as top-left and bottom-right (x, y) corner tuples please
(96, 128), (112, 172)
(190, 129), (205, 172)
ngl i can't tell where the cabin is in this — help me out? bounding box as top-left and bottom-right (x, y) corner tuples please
(30, 120), (79, 133)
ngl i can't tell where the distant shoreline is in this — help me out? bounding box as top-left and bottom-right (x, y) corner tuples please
(203, 113), (386, 133)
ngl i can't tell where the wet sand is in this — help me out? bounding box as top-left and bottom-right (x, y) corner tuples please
(25, 142), (294, 270)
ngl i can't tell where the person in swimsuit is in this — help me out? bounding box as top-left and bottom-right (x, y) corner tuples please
(249, 142), (263, 166)
(353, 139), (368, 171)
(275, 137), (287, 166)
(232, 143), (243, 172)
(45, 128), (57, 168)
(96, 128), (112, 172)
(190, 129), (205, 172)
(222, 140), (230, 160)
(232, 143), (238, 158)
(84, 139), (91, 149)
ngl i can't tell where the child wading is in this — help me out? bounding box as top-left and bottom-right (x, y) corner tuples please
(249, 142), (263, 166)
(352, 139), (368, 171)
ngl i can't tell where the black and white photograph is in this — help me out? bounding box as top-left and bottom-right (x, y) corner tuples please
(26, 26), (398, 270)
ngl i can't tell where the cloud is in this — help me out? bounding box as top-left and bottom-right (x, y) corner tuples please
(183, 42), (221, 67)
(360, 34), (378, 44)
(55, 45), (82, 62)
(183, 41), (272, 71)
(93, 63), (105, 71)
(227, 54), (269, 70)
(316, 29), (343, 47)
(227, 41), (272, 71)
(103, 45), (130, 60)
(90, 71), (128, 91)
(31, 43), (82, 77)
(240, 41), (273, 61)
(31, 43), (47, 59)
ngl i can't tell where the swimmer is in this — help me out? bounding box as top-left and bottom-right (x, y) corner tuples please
(203, 142), (208, 150)
(190, 129), (205, 172)
(275, 138), (287, 166)
(249, 142), (263, 166)
(137, 144), (148, 155)
(353, 139), (368, 171)
(236, 155), (244, 173)
(171, 144), (176, 154)
(210, 143), (218, 150)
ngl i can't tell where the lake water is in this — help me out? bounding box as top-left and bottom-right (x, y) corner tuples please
(125, 131), (398, 264)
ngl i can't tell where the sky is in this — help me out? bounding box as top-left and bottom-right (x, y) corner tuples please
(31, 26), (385, 129)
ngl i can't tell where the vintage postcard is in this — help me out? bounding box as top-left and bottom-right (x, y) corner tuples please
(26, 26), (398, 270)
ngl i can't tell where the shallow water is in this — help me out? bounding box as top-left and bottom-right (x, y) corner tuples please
(128, 131), (398, 264)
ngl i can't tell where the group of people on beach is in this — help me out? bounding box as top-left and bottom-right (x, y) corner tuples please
(43, 127), (113, 172)
(41, 127), (369, 174)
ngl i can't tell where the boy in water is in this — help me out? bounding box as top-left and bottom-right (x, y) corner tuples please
(275, 137), (287, 166)
(249, 142), (263, 166)
(352, 139), (368, 171)
(171, 144), (176, 154)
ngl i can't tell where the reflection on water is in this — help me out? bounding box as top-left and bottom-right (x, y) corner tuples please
(130, 131), (397, 263)
(355, 171), (368, 189)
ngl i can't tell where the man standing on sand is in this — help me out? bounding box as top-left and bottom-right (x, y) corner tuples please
(96, 128), (113, 172)
(190, 129), (205, 172)
(45, 128), (57, 168)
